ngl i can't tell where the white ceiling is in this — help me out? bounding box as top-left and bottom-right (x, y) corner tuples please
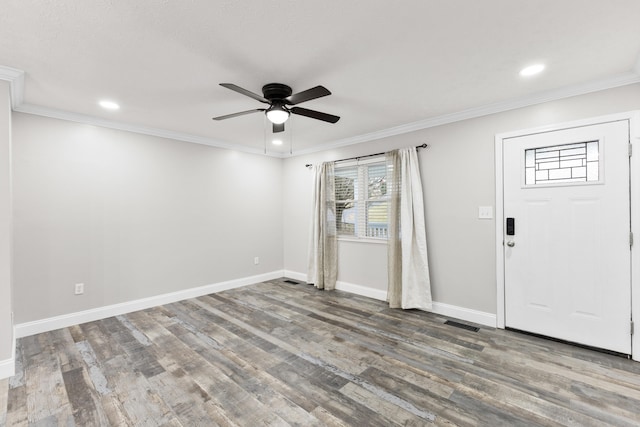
(1, 1), (640, 156)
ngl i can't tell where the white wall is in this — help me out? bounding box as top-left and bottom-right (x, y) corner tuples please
(283, 83), (640, 316)
(0, 81), (13, 368)
(12, 113), (283, 323)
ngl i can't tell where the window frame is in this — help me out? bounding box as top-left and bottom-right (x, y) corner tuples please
(334, 157), (389, 243)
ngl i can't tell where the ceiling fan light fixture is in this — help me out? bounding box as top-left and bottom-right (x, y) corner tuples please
(266, 105), (290, 124)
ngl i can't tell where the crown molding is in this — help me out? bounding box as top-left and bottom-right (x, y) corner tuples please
(293, 70), (640, 156)
(0, 66), (25, 109)
(3, 65), (640, 159)
(13, 103), (290, 157)
(0, 65), (288, 157)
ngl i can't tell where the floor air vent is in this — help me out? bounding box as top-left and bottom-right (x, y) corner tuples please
(283, 279), (300, 285)
(444, 320), (480, 332)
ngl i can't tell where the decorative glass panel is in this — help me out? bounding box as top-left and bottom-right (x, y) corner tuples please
(525, 140), (599, 185)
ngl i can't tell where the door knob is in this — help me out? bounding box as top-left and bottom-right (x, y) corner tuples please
(507, 241), (515, 247)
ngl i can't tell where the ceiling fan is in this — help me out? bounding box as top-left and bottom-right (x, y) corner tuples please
(212, 83), (340, 133)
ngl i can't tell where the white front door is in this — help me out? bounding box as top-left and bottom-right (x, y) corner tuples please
(503, 120), (632, 354)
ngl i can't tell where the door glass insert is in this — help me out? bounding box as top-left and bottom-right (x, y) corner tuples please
(525, 140), (599, 185)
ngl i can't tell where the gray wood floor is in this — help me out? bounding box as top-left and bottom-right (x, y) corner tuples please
(2, 278), (640, 426)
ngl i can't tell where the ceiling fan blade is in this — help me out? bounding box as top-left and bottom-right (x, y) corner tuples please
(220, 83), (269, 103)
(212, 109), (264, 120)
(273, 123), (285, 133)
(291, 107), (340, 123)
(286, 85), (331, 105)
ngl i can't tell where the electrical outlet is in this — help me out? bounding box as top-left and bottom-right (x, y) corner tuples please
(254, 257), (260, 265)
(74, 283), (84, 295)
(478, 206), (493, 219)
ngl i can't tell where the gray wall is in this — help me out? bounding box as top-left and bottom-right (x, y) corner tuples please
(10, 83), (640, 327)
(12, 113), (283, 323)
(283, 83), (640, 315)
(0, 81), (12, 361)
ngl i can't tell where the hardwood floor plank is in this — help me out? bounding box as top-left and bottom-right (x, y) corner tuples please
(123, 314), (235, 426)
(267, 360), (396, 427)
(3, 278), (640, 426)
(75, 341), (111, 396)
(145, 370), (221, 427)
(62, 366), (109, 426)
(131, 308), (292, 426)
(102, 355), (181, 427)
(457, 371), (635, 427)
(198, 298), (435, 426)
(80, 322), (179, 426)
(308, 406), (353, 427)
(8, 343), (24, 390)
(23, 333), (76, 425)
(456, 371), (574, 426)
(4, 384), (27, 426)
(0, 378), (7, 426)
(153, 320), (322, 425)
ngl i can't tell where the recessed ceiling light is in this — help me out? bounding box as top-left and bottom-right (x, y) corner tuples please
(99, 100), (120, 110)
(520, 64), (545, 77)
(272, 139), (283, 146)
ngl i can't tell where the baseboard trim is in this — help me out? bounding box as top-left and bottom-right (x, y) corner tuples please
(0, 356), (14, 379)
(283, 270), (389, 301)
(15, 271), (284, 338)
(430, 301), (497, 328)
(336, 281), (388, 301)
(284, 270), (496, 327)
(15, 268), (497, 340)
(0, 328), (16, 379)
(283, 270), (307, 283)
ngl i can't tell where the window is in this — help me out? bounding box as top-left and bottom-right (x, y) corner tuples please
(525, 140), (600, 186)
(335, 159), (389, 239)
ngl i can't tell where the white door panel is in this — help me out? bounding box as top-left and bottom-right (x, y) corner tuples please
(504, 120), (631, 354)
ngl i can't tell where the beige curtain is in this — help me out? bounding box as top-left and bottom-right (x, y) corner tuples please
(387, 147), (432, 309)
(307, 162), (337, 290)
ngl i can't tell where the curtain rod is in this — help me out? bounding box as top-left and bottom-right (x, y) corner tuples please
(304, 143), (428, 168)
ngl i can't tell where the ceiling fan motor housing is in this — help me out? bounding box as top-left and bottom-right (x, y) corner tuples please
(262, 83), (292, 101)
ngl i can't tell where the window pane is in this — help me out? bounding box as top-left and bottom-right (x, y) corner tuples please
(335, 167), (357, 201)
(367, 163), (387, 199)
(587, 161), (599, 181)
(336, 201), (356, 235)
(366, 201), (388, 238)
(525, 149), (534, 167)
(586, 141), (599, 161)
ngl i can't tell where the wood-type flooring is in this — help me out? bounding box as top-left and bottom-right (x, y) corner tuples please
(1, 278), (640, 426)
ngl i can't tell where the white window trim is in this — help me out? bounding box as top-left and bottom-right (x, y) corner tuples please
(337, 235), (388, 245)
(335, 156), (389, 241)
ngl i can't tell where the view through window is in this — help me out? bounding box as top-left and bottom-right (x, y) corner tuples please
(335, 161), (389, 239)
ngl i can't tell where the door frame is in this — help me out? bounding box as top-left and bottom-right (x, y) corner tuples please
(495, 111), (640, 361)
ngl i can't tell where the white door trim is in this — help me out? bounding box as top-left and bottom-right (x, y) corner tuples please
(495, 110), (640, 361)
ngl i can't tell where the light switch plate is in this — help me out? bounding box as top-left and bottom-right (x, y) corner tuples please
(478, 206), (493, 219)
